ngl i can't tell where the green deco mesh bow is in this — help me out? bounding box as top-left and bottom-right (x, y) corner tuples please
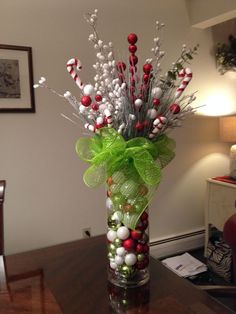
(76, 128), (175, 229)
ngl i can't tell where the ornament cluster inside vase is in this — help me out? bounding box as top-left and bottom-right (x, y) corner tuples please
(106, 169), (150, 288)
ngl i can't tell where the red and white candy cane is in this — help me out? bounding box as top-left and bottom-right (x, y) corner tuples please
(84, 123), (100, 134)
(175, 68), (192, 99)
(67, 58), (84, 89)
(149, 116), (167, 139)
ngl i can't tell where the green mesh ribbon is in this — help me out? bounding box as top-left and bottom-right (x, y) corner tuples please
(76, 128), (175, 229)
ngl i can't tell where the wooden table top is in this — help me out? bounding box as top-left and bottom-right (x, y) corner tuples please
(1, 235), (235, 313)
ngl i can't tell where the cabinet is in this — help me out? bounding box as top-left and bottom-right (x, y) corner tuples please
(204, 178), (236, 256)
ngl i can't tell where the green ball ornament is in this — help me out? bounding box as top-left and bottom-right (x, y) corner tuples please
(107, 216), (122, 230)
(120, 265), (134, 278)
(110, 183), (121, 194)
(114, 238), (122, 247)
(120, 180), (139, 198)
(134, 197), (148, 213)
(108, 243), (117, 254)
(112, 194), (126, 206)
(108, 252), (115, 259)
(112, 171), (126, 184)
(137, 253), (145, 262)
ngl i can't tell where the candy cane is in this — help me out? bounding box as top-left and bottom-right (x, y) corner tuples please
(175, 68), (192, 99)
(67, 58), (84, 89)
(148, 116), (167, 139)
(84, 123), (100, 134)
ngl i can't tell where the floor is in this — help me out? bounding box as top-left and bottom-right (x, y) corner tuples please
(184, 247), (236, 313)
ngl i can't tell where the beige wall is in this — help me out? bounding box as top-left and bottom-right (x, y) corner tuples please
(0, 0), (232, 254)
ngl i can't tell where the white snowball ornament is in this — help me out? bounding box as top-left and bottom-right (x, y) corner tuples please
(116, 247), (126, 256)
(117, 226), (130, 240)
(83, 84), (94, 96)
(151, 87), (162, 99)
(106, 197), (113, 210)
(134, 98), (143, 109)
(115, 255), (124, 265)
(107, 230), (117, 242)
(125, 253), (137, 266)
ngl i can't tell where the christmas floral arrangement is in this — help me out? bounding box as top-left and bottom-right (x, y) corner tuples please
(216, 35), (236, 74)
(34, 9), (198, 287)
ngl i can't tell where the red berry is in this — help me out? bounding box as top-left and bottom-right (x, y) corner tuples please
(81, 95), (91, 107)
(130, 77), (136, 86)
(116, 62), (126, 72)
(143, 63), (152, 74)
(135, 121), (144, 131)
(123, 238), (135, 251)
(129, 45), (137, 54)
(153, 98), (160, 106)
(91, 103), (99, 111)
(95, 123), (103, 129)
(95, 94), (102, 102)
(129, 66), (137, 75)
(143, 74), (149, 84)
(131, 230), (142, 240)
(127, 33), (138, 45)
(129, 55), (138, 66)
(170, 103), (180, 114)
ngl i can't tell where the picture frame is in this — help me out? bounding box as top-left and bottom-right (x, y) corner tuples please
(0, 44), (35, 113)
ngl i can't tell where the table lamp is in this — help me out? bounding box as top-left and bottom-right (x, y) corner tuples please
(219, 116), (236, 179)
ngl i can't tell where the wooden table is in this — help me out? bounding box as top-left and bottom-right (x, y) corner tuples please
(1, 235), (235, 313)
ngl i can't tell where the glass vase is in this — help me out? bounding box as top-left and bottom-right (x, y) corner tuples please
(106, 170), (150, 288)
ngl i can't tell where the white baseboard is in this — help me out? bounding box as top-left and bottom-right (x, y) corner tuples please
(150, 228), (205, 259)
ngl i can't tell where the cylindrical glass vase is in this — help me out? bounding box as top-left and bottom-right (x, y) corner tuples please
(106, 170), (150, 288)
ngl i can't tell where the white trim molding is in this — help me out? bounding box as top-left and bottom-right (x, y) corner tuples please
(150, 228), (205, 259)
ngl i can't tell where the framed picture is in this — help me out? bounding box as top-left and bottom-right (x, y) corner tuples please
(0, 44), (35, 113)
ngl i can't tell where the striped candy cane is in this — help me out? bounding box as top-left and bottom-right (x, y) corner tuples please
(148, 116), (167, 139)
(175, 68), (192, 99)
(67, 58), (84, 89)
(104, 109), (113, 128)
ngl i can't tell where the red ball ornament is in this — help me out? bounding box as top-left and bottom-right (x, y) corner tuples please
(91, 103), (99, 111)
(136, 243), (144, 253)
(95, 123), (104, 129)
(170, 103), (181, 114)
(143, 63), (153, 74)
(123, 238), (135, 251)
(131, 230), (142, 240)
(141, 211), (149, 221)
(143, 74), (149, 84)
(129, 55), (138, 66)
(135, 121), (144, 131)
(81, 95), (92, 107)
(129, 45), (137, 54)
(153, 98), (160, 106)
(116, 62), (126, 72)
(127, 33), (138, 45)
(143, 244), (149, 253)
(95, 94), (102, 102)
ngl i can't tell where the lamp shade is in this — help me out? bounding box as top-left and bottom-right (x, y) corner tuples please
(219, 116), (236, 142)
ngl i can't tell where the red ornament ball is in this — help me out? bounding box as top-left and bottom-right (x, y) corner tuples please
(143, 63), (153, 74)
(170, 103), (181, 114)
(141, 211), (149, 221)
(129, 45), (137, 54)
(81, 95), (92, 107)
(123, 238), (135, 251)
(116, 62), (126, 72)
(131, 230), (142, 240)
(95, 94), (102, 102)
(135, 121), (144, 131)
(153, 98), (160, 106)
(143, 244), (149, 253)
(129, 55), (138, 66)
(127, 33), (138, 45)
(143, 74), (149, 84)
(91, 103), (99, 111)
(136, 243), (144, 253)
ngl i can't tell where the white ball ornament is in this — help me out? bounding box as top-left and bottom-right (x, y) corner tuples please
(134, 98), (143, 109)
(147, 108), (157, 119)
(115, 255), (124, 266)
(125, 253), (137, 266)
(151, 87), (162, 99)
(106, 197), (113, 210)
(110, 261), (118, 270)
(83, 84), (94, 96)
(107, 230), (117, 242)
(117, 226), (130, 240)
(116, 247), (126, 256)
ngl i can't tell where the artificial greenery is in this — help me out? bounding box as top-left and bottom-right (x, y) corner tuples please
(216, 35), (236, 74)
